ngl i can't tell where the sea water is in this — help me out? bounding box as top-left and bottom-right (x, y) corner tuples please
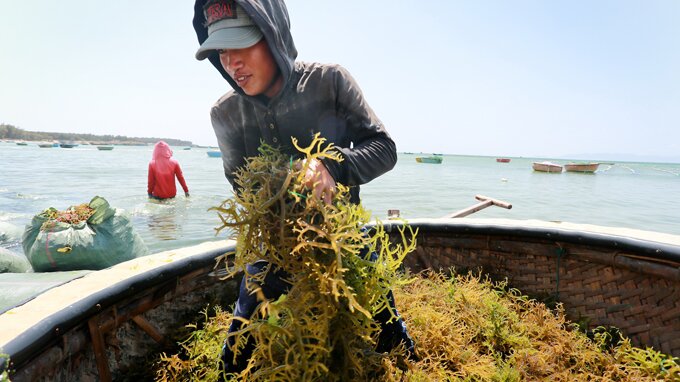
(1, 142), (679, 257)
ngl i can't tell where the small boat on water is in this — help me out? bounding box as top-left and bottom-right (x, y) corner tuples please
(96, 145), (114, 151)
(207, 150), (222, 158)
(38, 143), (54, 148)
(496, 158), (511, 163)
(183, 147), (192, 150)
(564, 162), (600, 173)
(59, 143), (78, 148)
(532, 161), (562, 173)
(15, 142), (28, 146)
(415, 155), (443, 164)
(1, 219), (679, 380)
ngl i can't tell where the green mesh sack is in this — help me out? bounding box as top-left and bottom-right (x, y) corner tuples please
(0, 248), (32, 273)
(22, 196), (149, 272)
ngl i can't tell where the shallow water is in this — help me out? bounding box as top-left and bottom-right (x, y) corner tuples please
(1, 142), (679, 257)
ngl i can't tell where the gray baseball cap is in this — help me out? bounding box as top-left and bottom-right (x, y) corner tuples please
(195, 0), (263, 60)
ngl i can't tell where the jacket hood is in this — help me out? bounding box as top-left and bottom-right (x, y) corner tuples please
(193, 0), (298, 99)
(152, 141), (173, 160)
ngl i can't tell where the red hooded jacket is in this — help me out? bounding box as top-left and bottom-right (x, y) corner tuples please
(147, 141), (189, 199)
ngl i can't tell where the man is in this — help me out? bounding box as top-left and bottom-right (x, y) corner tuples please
(193, 0), (414, 373)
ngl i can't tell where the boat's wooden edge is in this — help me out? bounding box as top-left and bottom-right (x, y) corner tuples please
(373, 218), (680, 264)
(0, 239), (235, 369)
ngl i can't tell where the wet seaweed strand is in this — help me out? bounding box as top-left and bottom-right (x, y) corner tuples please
(206, 134), (417, 381)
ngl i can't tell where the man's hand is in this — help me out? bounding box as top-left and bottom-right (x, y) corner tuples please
(297, 159), (336, 204)
(185, 192), (190, 197)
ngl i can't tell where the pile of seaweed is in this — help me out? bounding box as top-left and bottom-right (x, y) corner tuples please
(39, 203), (95, 230)
(154, 136), (680, 381)
(155, 272), (679, 381)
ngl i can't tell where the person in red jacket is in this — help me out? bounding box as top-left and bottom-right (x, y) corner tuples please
(147, 141), (190, 200)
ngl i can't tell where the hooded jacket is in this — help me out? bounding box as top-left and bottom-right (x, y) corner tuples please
(147, 141), (189, 199)
(193, 0), (397, 203)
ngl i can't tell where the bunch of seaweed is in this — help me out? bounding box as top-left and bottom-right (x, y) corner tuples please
(198, 135), (415, 381)
(39, 203), (95, 230)
(155, 272), (680, 381)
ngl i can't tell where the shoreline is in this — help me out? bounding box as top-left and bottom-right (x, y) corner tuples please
(1, 139), (213, 147)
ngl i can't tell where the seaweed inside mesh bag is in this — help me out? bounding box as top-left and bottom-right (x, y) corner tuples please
(210, 134), (417, 380)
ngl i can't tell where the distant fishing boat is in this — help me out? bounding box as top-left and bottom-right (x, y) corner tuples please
(183, 147), (192, 150)
(532, 161), (562, 173)
(59, 143), (78, 148)
(38, 143), (54, 148)
(16, 142), (28, 146)
(415, 155), (443, 164)
(96, 146), (114, 151)
(496, 158), (511, 163)
(207, 150), (222, 158)
(564, 162), (599, 173)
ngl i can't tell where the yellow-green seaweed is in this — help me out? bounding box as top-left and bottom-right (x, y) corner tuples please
(155, 273), (680, 381)
(205, 134), (416, 381)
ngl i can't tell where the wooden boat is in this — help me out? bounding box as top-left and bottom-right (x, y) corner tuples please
(59, 143), (78, 149)
(496, 158), (511, 163)
(1, 220), (679, 381)
(415, 155), (443, 164)
(15, 142), (28, 146)
(564, 162), (600, 173)
(38, 143), (54, 148)
(96, 146), (114, 151)
(532, 161), (562, 173)
(207, 150), (222, 158)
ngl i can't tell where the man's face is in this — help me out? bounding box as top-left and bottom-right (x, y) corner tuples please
(219, 39), (283, 98)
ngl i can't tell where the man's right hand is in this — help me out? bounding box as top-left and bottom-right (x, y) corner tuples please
(296, 159), (336, 204)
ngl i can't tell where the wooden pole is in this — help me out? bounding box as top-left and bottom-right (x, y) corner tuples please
(444, 194), (512, 218)
(88, 317), (112, 382)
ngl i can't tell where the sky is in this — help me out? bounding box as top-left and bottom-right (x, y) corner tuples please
(1, 1), (679, 161)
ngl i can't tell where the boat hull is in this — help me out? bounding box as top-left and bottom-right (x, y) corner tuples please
(415, 156), (443, 164)
(564, 163), (599, 173)
(532, 162), (563, 173)
(1, 220), (679, 380)
(496, 158), (511, 163)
